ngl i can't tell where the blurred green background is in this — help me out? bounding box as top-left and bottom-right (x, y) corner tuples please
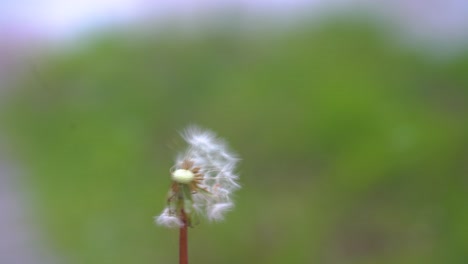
(2, 15), (468, 264)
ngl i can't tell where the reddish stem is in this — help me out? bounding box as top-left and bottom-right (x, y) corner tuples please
(179, 210), (188, 264)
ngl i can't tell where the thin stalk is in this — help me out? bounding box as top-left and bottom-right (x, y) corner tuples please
(179, 210), (188, 264)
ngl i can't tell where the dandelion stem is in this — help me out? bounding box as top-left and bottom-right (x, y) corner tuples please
(179, 209), (188, 264)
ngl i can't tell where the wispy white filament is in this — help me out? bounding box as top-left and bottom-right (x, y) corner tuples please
(207, 203), (234, 221)
(156, 208), (183, 228)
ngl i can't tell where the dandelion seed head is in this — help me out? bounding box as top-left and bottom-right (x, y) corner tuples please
(156, 126), (240, 227)
(182, 127), (239, 221)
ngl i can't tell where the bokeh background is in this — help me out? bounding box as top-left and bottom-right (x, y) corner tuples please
(1, 1), (468, 264)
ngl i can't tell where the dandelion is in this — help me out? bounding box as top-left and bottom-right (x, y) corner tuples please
(155, 126), (240, 264)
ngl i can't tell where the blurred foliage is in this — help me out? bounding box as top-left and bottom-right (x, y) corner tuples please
(2, 17), (468, 264)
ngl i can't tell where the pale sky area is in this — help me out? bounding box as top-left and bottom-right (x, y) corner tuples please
(1, 0), (467, 43)
(0, 0), (325, 40)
